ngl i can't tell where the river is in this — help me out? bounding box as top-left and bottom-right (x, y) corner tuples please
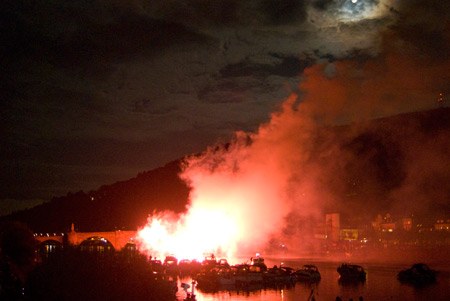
(175, 258), (450, 301)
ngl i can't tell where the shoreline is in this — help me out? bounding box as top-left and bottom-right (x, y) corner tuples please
(258, 246), (450, 269)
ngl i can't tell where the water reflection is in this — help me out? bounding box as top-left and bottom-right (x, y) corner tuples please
(177, 276), (320, 300)
(176, 261), (450, 301)
(37, 239), (63, 260)
(338, 278), (366, 287)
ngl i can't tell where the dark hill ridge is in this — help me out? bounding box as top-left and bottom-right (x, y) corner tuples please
(2, 160), (190, 232)
(312, 107), (450, 223)
(2, 107), (450, 232)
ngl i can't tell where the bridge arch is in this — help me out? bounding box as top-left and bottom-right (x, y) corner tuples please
(121, 242), (140, 258)
(37, 239), (63, 259)
(80, 236), (115, 253)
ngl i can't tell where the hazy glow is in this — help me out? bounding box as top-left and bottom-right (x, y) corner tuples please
(138, 207), (238, 260)
(339, 0), (381, 22)
(137, 96), (313, 263)
(309, 0), (394, 25)
(135, 0), (448, 263)
(137, 151), (291, 263)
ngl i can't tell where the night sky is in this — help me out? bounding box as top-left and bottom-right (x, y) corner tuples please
(1, 0), (449, 215)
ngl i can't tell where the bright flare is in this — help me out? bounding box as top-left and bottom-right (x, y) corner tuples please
(137, 96), (308, 264)
(138, 207), (238, 261)
(136, 133), (293, 262)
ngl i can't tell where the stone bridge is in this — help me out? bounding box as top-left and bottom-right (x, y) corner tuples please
(35, 226), (138, 251)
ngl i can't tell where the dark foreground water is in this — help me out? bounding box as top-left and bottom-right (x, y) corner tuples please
(176, 259), (450, 301)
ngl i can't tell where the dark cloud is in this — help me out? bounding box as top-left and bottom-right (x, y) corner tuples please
(220, 55), (312, 79)
(198, 81), (247, 104)
(137, 0), (241, 27)
(132, 98), (178, 115)
(1, 0), (449, 214)
(260, 0), (308, 25)
(1, 1), (210, 76)
(312, 0), (334, 10)
(389, 1), (450, 62)
(138, 0), (309, 27)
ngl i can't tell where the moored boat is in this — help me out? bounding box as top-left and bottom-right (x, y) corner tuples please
(264, 265), (296, 284)
(216, 267), (236, 285)
(397, 263), (437, 285)
(164, 255), (179, 274)
(194, 266), (237, 287)
(235, 264), (264, 285)
(294, 265), (321, 282)
(201, 254), (218, 271)
(337, 263), (366, 281)
(251, 256), (268, 272)
(179, 259), (192, 275)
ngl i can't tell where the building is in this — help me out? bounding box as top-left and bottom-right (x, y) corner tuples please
(326, 213), (340, 242)
(435, 219), (450, 231)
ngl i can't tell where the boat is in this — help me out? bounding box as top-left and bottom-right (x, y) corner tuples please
(178, 259), (193, 275)
(264, 265), (296, 284)
(195, 266), (237, 288)
(216, 267), (236, 285)
(235, 264), (264, 285)
(337, 263), (366, 281)
(164, 255), (179, 274)
(397, 263), (437, 285)
(294, 265), (321, 282)
(150, 259), (164, 276)
(194, 269), (219, 288)
(217, 258), (230, 268)
(201, 254), (218, 272)
(190, 259), (203, 275)
(178, 259), (204, 276)
(251, 256), (268, 272)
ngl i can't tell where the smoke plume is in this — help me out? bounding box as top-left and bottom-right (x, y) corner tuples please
(137, 0), (450, 260)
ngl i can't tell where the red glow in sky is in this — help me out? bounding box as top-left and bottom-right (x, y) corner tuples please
(136, 98), (313, 262)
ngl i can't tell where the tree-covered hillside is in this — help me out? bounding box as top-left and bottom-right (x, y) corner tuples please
(3, 107), (450, 232)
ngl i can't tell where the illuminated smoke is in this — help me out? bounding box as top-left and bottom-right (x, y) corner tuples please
(137, 50), (450, 262)
(137, 94), (326, 262)
(137, 0), (450, 263)
(137, 53), (449, 263)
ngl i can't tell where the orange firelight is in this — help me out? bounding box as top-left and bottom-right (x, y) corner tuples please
(136, 94), (306, 264)
(137, 205), (239, 261)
